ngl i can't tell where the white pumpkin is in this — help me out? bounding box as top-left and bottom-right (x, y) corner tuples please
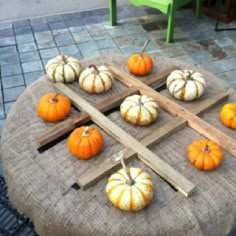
(46, 55), (82, 83)
(120, 94), (159, 126)
(106, 167), (154, 211)
(79, 65), (113, 94)
(166, 70), (206, 101)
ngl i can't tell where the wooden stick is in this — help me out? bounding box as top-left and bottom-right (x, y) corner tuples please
(140, 40), (150, 56)
(106, 64), (236, 157)
(77, 90), (229, 190)
(55, 83), (195, 197)
(35, 66), (178, 150)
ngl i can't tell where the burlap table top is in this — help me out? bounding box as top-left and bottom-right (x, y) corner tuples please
(1, 55), (236, 236)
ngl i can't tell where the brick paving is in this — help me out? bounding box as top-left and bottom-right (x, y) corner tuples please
(0, 6), (236, 235)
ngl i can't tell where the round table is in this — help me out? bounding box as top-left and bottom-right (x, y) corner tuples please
(1, 55), (236, 236)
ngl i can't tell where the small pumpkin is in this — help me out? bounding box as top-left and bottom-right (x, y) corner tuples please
(67, 126), (104, 160)
(166, 70), (206, 101)
(220, 103), (236, 129)
(106, 153), (154, 211)
(127, 40), (153, 76)
(187, 139), (223, 171)
(46, 55), (82, 83)
(120, 94), (159, 126)
(79, 64), (113, 94)
(37, 93), (71, 122)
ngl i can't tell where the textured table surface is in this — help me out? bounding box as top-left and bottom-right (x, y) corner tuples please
(1, 55), (236, 236)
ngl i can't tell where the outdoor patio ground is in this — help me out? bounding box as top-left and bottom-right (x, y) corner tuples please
(0, 4), (236, 235)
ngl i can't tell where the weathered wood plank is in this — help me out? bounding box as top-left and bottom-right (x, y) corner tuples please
(107, 64), (236, 157)
(35, 66), (178, 150)
(77, 90), (229, 190)
(55, 83), (195, 197)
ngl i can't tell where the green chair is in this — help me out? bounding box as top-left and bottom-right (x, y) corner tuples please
(109, 0), (201, 43)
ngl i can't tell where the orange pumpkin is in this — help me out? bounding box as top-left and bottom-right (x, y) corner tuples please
(128, 53), (153, 76)
(37, 93), (71, 122)
(67, 126), (104, 160)
(127, 40), (153, 76)
(187, 140), (223, 171)
(220, 103), (236, 129)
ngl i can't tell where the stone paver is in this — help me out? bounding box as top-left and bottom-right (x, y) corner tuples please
(3, 86), (25, 102)
(54, 32), (75, 46)
(77, 40), (99, 57)
(213, 57), (236, 72)
(0, 36), (15, 46)
(1, 63), (22, 77)
(59, 45), (82, 58)
(2, 74), (25, 89)
(24, 70), (45, 86)
(0, 22), (12, 30)
(32, 23), (50, 33)
(18, 42), (37, 52)
(0, 52), (20, 66)
(16, 34), (34, 43)
(20, 50), (41, 63)
(14, 26), (32, 35)
(4, 101), (15, 115)
(0, 28), (14, 38)
(36, 39), (57, 49)
(39, 47), (60, 59)
(21, 60), (44, 73)
(0, 104), (5, 120)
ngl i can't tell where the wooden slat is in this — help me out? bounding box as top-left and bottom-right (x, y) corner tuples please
(55, 83), (195, 197)
(107, 64), (236, 157)
(77, 90), (229, 190)
(35, 66), (178, 150)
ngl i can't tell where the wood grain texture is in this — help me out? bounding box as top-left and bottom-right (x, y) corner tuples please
(55, 82), (196, 197)
(77, 90), (229, 190)
(35, 66), (178, 150)
(107, 64), (236, 157)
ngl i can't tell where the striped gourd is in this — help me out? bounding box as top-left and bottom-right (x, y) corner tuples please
(106, 167), (154, 211)
(166, 70), (206, 101)
(120, 94), (159, 126)
(46, 55), (82, 83)
(79, 65), (113, 94)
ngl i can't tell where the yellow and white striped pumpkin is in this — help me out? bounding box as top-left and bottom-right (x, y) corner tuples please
(79, 65), (113, 94)
(166, 70), (206, 101)
(120, 94), (159, 126)
(106, 167), (154, 211)
(46, 55), (82, 83)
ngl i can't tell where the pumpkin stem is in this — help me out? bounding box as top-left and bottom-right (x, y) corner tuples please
(49, 93), (59, 103)
(138, 96), (145, 107)
(202, 144), (210, 153)
(82, 126), (90, 137)
(60, 55), (67, 63)
(140, 39), (150, 57)
(119, 153), (134, 186)
(183, 70), (191, 80)
(89, 64), (99, 74)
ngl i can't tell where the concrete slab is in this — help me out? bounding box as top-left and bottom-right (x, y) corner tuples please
(0, 0), (128, 22)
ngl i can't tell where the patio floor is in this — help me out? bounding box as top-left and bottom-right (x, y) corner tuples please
(0, 4), (236, 235)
